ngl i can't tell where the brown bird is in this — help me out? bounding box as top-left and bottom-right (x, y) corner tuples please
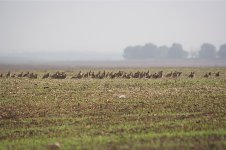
(215, 72), (220, 77)
(203, 73), (209, 78)
(165, 72), (172, 77)
(42, 73), (50, 79)
(23, 72), (29, 77)
(6, 71), (10, 78)
(18, 72), (23, 77)
(188, 72), (195, 78)
(11, 74), (16, 78)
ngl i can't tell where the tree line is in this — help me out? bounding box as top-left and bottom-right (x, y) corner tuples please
(123, 43), (226, 59)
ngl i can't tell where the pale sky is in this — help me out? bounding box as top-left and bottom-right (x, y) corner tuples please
(0, 0), (226, 59)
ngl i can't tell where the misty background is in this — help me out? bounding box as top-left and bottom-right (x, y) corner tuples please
(0, 0), (226, 66)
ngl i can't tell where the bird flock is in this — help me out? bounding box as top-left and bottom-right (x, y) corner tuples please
(0, 70), (221, 79)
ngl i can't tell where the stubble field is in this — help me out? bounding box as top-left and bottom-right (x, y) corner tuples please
(0, 67), (226, 150)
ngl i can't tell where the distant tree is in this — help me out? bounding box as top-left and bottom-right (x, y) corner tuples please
(123, 43), (190, 59)
(142, 43), (158, 58)
(218, 44), (226, 59)
(131, 45), (144, 59)
(199, 43), (216, 59)
(167, 43), (188, 59)
(123, 46), (138, 59)
(123, 43), (158, 59)
(157, 46), (169, 58)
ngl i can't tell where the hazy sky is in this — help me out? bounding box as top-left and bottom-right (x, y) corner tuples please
(0, 0), (226, 59)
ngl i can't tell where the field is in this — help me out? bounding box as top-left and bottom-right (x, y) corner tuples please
(0, 67), (226, 150)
